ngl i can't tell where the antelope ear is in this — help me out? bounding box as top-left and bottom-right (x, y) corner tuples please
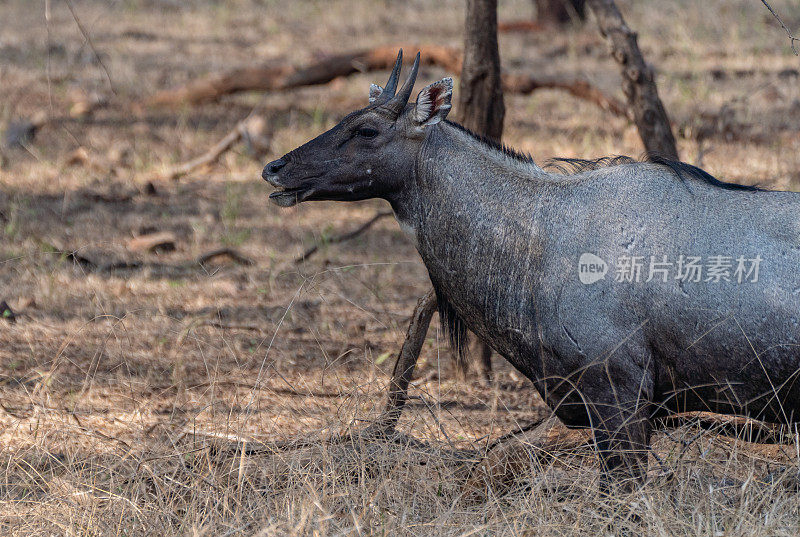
(368, 84), (384, 104)
(413, 78), (453, 126)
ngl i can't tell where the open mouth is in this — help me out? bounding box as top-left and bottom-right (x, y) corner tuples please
(269, 187), (312, 207)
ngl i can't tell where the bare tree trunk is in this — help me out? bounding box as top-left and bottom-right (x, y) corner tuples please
(586, 0), (678, 159)
(457, 0), (505, 141)
(456, 0), (506, 382)
(535, 0), (586, 26)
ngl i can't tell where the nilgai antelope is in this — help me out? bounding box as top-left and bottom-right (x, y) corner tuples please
(262, 50), (800, 483)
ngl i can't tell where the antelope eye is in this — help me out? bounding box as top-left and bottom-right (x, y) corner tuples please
(356, 127), (379, 138)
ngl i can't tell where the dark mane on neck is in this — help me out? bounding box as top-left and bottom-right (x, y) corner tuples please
(444, 120), (535, 165)
(545, 154), (765, 192)
(428, 275), (469, 372)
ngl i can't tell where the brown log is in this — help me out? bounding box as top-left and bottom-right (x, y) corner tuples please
(586, 0), (678, 158)
(146, 46), (462, 107)
(143, 45), (624, 122)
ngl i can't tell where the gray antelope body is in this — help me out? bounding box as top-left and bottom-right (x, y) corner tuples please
(263, 51), (800, 481)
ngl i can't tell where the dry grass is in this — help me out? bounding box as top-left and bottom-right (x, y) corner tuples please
(1, 0), (800, 534)
(2, 403), (799, 536)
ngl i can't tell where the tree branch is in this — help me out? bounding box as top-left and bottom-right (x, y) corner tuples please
(293, 211), (393, 264)
(760, 0), (799, 55)
(586, 0), (679, 158)
(503, 74), (629, 118)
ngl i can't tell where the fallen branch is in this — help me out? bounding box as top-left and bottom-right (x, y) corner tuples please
(503, 74), (629, 118)
(146, 45), (461, 107)
(197, 248), (254, 266)
(38, 243), (254, 275)
(144, 45), (625, 120)
(462, 416), (593, 501)
(760, 0), (799, 55)
(294, 210), (393, 264)
(154, 115), (267, 180)
(658, 411), (793, 445)
(497, 20), (546, 32)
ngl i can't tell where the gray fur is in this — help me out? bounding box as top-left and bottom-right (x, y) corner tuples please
(262, 51), (800, 482)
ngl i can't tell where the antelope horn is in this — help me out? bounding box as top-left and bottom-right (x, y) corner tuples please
(384, 52), (420, 117)
(374, 49), (403, 104)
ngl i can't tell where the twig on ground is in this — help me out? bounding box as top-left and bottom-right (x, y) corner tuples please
(201, 321), (263, 332)
(658, 412), (791, 444)
(39, 241), (254, 276)
(155, 116), (264, 180)
(197, 248), (254, 266)
(170, 379), (352, 399)
(294, 210), (393, 263)
(760, 0), (799, 55)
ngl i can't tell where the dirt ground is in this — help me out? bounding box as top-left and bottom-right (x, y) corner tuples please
(2, 0), (800, 535)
